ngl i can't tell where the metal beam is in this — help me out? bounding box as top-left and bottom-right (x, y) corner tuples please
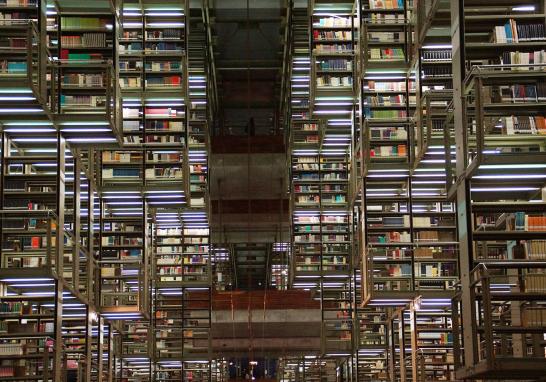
(451, 0), (478, 371)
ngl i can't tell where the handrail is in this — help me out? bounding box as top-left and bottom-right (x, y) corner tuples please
(0, 209), (57, 218)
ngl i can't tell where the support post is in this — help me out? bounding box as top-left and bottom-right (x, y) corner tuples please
(451, 0), (478, 371)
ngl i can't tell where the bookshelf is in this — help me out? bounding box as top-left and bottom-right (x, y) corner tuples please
(119, 1), (144, 94)
(270, 242), (290, 290)
(409, 298), (455, 382)
(188, 150), (208, 208)
(311, 7), (355, 99)
(54, 10), (122, 144)
(361, 0), (411, 71)
(356, 307), (389, 381)
(418, 47), (452, 91)
(388, 307), (412, 382)
(446, 0), (546, 379)
(290, 120), (354, 354)
(98, 196), (150, 320)
(0, 210), (92, 380)
(152, 216), (192, 378)
(290, 3), (311, 120)
(0, 124), (103, 379)
(211, 246), (232, 291)
(0, 0), (216, 379)
(288, 0), (357, 357)
(452, 261), (546, 380)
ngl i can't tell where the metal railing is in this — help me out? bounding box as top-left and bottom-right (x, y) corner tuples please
(463, 64), (546, 174)
(452, 262), (546, 374)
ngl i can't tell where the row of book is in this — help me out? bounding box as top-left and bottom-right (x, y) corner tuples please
(296, 195), (322, 204)
(4, 255), (47, 267)
(59, 51), (104, 60)
(415, 263), (457, 277)
(416, 230), (454, 242)
(313, 30), (352, 40)
(102, 168), (140, 178)
(146, 167), (182, 179)
(370, 231), (411, 243)
(146, 107), (184, 117)
(60, 95), (105, 107)
(102, 249), (141, 257)
(148, 152), (182, 162)
(497, 83), (546, 102)
(421, 49), (451, 61)
(294, 163), (319, 171)
(368, 0), (404, 10)
(369, 47), (404, 60)
(119, 42), (142, 52)
(0, 0), (37, 6)
(366, 80), (414, 92)
(61, 33), (108, 48)
(315, 43), (352, 53)
(365, 109), (407, 118)
(0, 11), (34, 21)
(493, 20), (545, 43)
(322, 173), (347, 180)
(156, 227), (182, 237)
(323, 195), (347, 204)
(501, 116), (546, 135)
(422, 66), (452, 78)
(156, 237), (182, 245)
(146, 42), (183, 51)
(146, 135), (184, 144)
(0, 302), (31, 314)
(102, 151), (141, 163)
(368, 31), (404, 42)
(414, 216), (455, 227)
(500, 50), (546, 67)
(314, 17), (351, 28)
(316, 75), (353, 87)
(60, 17), (109, 29)
(62, 73), (104, 87)
(321, 163), (346, 170)
(294, 135), (319, 144)
(120, 76), (141, 88)
(103, 222), (141, 232)
(317, 59), (352, 71)
(323, 184), (345, 192)
(296, 123), (318, 131)
(146, 29), (182, 39)
(295, 156), (319, 163)
(2, 37), (25, 48)
(365, 94), (407, 106)
(0, 60), (26, 73)
(513, 212), (546, 231)
(121, 31), (140, 40)
(524, 273), (546, 293)
(369, 215), (409, 227)
(146, 75), (182, 86)
(381, 264), (456, 278)
(370, 126), (407, 140)
(157, 267), (206, 275)
(523, 308), (546, 327)
(101, 237), (141, 246)
(145, 60), (181, 71)
(365, 13), (405, 24)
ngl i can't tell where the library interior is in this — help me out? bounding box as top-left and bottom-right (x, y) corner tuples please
(0, 0), (545, 380)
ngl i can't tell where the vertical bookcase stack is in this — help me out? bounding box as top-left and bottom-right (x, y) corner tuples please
(449, 0), (546, 379)
(0, 0), (214, 380)
(357, 0), (414, 379)
(287, 0), (356, 367)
